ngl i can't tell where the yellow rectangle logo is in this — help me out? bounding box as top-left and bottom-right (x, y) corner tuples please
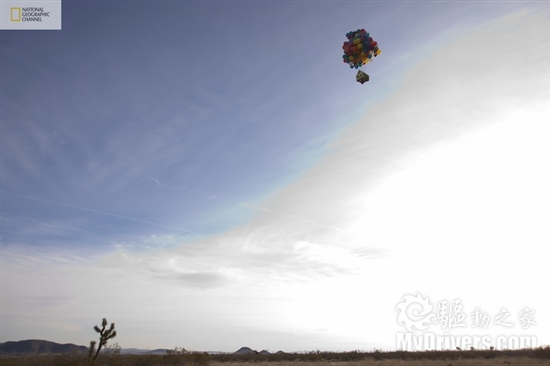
(11, 7), (21, 22)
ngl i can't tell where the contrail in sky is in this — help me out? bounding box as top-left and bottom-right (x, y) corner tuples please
(150, 177), (217, 199)
(241, 201), (346, 233)
(0, 190), (204, 235)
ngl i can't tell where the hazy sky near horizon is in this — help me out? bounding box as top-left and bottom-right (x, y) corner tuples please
(1, 1), (549, 352)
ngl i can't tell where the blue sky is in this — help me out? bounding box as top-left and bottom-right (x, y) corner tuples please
(1, 1), (549, 353)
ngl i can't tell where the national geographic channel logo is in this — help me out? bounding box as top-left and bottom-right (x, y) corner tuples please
(10, 7), (51, 22)
(1, 0), (61, 29)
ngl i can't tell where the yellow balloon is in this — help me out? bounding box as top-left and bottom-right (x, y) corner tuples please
(357, 43), (363, 49)
(375, 49), (382, 55)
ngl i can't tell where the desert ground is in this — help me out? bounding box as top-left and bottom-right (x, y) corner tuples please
(1, 348), (549, 366)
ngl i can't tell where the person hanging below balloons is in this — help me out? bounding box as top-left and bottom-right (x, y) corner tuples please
(342, 29), (381, 84)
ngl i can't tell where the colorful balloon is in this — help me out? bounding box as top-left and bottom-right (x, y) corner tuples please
(341, 28), (381, 83)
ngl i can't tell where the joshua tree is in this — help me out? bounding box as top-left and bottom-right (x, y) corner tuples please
(88, 318), (117, 363)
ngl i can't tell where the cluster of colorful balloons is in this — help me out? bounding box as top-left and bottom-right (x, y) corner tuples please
(342, 29), (381, 69)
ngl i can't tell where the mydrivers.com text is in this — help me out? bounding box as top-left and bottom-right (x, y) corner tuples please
(396, 333), (537, 351)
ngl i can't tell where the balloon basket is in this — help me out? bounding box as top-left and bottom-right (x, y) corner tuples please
(356, 70), (369, 84)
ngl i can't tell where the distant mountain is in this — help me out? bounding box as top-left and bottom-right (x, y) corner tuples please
(234, 347), (273, 355)
(0, 341), (175, 356)
(235, 346), (257, 355)
(0, 339), (88, 355)
(119, 348), (170, 355)
(1, 340), (271, 357)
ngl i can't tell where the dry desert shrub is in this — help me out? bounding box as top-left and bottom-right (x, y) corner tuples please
(0, 356), (547, 366)
(208, 359), (550, 366)
(0, 348), (548, 366)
